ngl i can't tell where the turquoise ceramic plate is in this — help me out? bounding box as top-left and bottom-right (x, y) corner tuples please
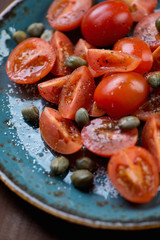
(1, 0), (160, 230)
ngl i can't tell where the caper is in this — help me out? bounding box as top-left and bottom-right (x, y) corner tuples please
(156, 17), (160, 32)
(40, 29), (54, 42)
(148, 73), (160, 88)
(75, 108), (90, 127)
(27, 22), (44, 37)
(13, 30), (27, 43)
(21, 105), (39, 122)
(71, 170), (94, 189)
(76, 157), (94, 171)
(65, 56), (87, 70)
(118, 116), (140, 130)
(50, 156), (69, 175)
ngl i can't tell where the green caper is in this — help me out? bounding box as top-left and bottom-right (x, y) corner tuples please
(118, 116), (140, 130)
(27, 22), (44, 37)
(13, 31), (27, 43)
(40, 29), (54, 42)
(71, 170), (94, 189)
(75, 108), (90, 127)
(148, 73), (160, 88)
(21, 105), (39, 122)
(65, 56), (87, 70)
(50, 156), (69, 175)
(156, 17), (160, 32)
(76, 157), (94, 171)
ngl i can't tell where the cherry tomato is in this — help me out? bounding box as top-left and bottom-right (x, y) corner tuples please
(47, 0), (92, 31)
(118, 0), (157, 22)
(6, 38), (56, 84)
(39, 107), (82, 154)
(88, 101), (106, 118)
(113, 37), (153, 74)
(87, 49), (141, 75)
(74, 38), (94, 61)
(38, 75), (70, 104)
(142, 114), (160, 171)
(94, 72), (149, 118)
(108, 146), (159, 203)
(133, 12), (160, 51)
(81, 0), (133, 47)
(151, 46), (160, 71)
(50, 31), (74, 76)
(81, 117), (138, 158)
(58, 66), (95, 120)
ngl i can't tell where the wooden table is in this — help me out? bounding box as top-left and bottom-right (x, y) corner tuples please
(1, 1), (160, 239)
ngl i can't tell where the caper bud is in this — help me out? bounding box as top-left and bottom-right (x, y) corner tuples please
(27, 22), (44, 37)
(21, 105), (39, 122)
(76, 157), (94, 171)
(13, 30), (27, 43)
(75, 108), (90, 127)
(40, 29), (54, 42)
(156, 17), (160, 32)
(148, 73), (160, 88)
(65, 56), (87, 70)
(71, 170), (94, 189)
(118, 116), (140, 130)
(50, 156), (69, 175)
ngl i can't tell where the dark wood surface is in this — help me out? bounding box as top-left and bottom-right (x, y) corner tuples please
(1, 1), (160, 239)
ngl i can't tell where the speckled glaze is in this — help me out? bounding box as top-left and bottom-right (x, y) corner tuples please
(1, 0), (160, 230)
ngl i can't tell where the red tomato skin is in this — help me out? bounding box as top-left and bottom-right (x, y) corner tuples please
(81, 0), (133, 47)
(113, 37), (153, 74)
(142, 114), (160, 171)
(47, 0), (92, 31)
(94, 72), (149, 118)
(39, 107), (82, 154)
(74, 38), (94, 61)
(133, 12), (160, 51)
(38, 75), (70, 104)
(81, 117), (138, 158)
(108, 146), (159, 203)
(49, 31), (74, 76)
(6, 38), (56, 84)
(58, 66), (95, 120)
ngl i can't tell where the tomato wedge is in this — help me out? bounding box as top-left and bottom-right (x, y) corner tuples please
(151, 46), (160, 71)
(38, 75), (69, 104)
(50, 31), (74, 76)
(81, 117), (138, 158)
(108, 146), (159, 203)
(142, 114), (160, 171)
(47, 0), (92, 31)
(74, 38), (94, 61)
(88, 101), (106, 118)
(133, 12), (160, 51)
(87, 49), (141, 75)
(6, 38), (56, 84)
(39, 107), (82, 154)
(58, 66), (95, 120)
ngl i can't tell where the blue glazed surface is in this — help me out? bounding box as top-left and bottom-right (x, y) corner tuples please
(0, 0), (160, 229)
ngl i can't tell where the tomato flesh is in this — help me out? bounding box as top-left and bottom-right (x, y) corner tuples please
(108, 146), (159, 203)
(39, 107), (82, 154)
(81, 117), (138, 158)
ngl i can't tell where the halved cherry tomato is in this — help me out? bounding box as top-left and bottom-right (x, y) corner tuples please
(58, 66), (95, 120)
(151, 46), (160, 71)
(113, 37), (153, 74)
(6, 38), (56, 84)
(38, 75), (69, 104)
(47, 0), (92, 31)
(94, 72), (149, 118)
(118, 0), (157, 22)
(81, 0), (133, 47)
(88, 101), (106, 118)
(133, 12), (160, 51)
(50, 31), (74, 76)
(142, 114), (160, 171)
(87, 49), (141, 75)
(39, 107), (82, 154)
(74, 38), (94, 61)
(81, 117), (138, 158)
(108, 146), (159, 203)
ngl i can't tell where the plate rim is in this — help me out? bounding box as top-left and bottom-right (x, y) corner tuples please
(1, 0), (160, 230)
